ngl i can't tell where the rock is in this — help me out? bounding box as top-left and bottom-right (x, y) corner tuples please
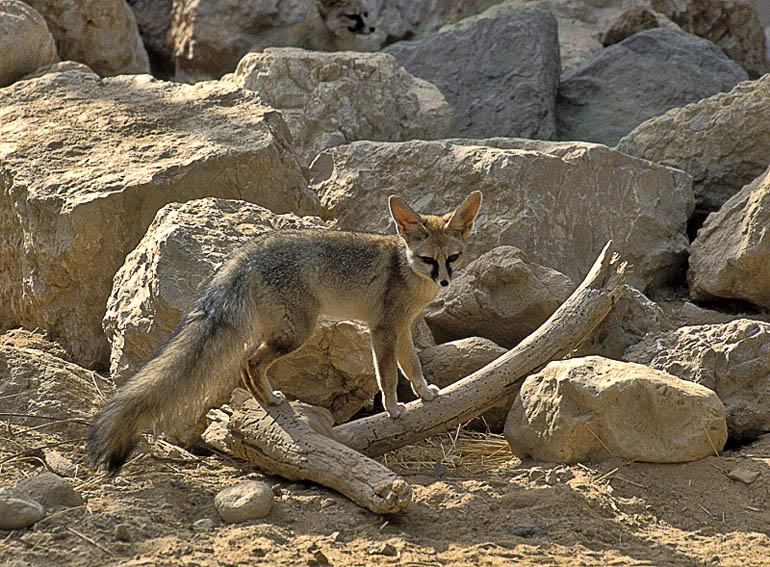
(601, 7), (670, 46)
(23, 0), (149, 76)
(312, 139), (693, 292)
(113, 523), (132, 542)
(0, 0), (57, 87)
(574, 285), (665, 360)
(688, 165), (770, 309)
(0, 340), (106, 435)
(651, 0), (769, 77)
(385, 6), (560, 139)
(104, 198), (376, 434)
(193, 518), (215, 529)
(423, 246), (574, 348)
(0, 69), (316, 368)
(410, 337), (510, 431)
(16, 472), (84, 511)
(225, 48), (451, 163)
(214, 481), (273, 523)
(0, 487), (46, 530)
(624, 319), (770, 442)
(43, 449), (80, 478)
(0, 329), (71, 362)
(617, 67), (770, 224)
(727, 465), (760, 484)
(557, 28), (748, 147)
(504, 356), (727, 463)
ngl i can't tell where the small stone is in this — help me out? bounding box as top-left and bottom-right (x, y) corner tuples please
(369, 542), (398, 557)
(43, 449), (79, 478)
(508, 523), (543, 538)
(320, 498), (335, 509)
(16, 472), (84, 510)
(329, 531), (342, 543)
(193, 518), (215, 529)
(113, 476), (130, 487)
(113, 523), (132, 542)
(433, 462), (448, 480)
(0, 487), (46, 529)
(214, 480), (273, 523)
(727, 466), (760, 485)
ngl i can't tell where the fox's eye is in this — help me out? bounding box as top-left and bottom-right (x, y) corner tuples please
(419, 256), (436, 265)
(447, 253), (461, 262)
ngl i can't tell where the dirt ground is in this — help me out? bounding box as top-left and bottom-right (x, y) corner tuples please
(2, 421), (769, 567)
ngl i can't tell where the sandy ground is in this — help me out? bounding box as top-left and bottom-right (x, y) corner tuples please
(2, 422), (769, 567)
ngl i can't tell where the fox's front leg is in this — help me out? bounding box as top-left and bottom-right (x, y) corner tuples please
(397, 329), (440, 402)
(370, 328), (405, 418)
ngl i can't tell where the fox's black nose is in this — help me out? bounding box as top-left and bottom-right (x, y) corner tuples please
(440, 280), (449, 287)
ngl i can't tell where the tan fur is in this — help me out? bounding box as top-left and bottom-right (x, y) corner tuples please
(87, 191), (482, 474)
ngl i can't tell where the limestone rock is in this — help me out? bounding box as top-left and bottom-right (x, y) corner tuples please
(424, 246), (574, 348)
(104, 198), (376, 432)
(385, 7), (560, 139)
(651, 0), (769, 77)
(0, 339), (107, 436)
(214, 480), (273, 523)
(557, 28), (748, 146)
(23, 0), (149, 76)
(0, 488), (45, 530)
(0, 0), (57, 87)
(504, 356), (727, 463)
(410, 337), (510, 431)
(225, 48), (451, 163)
(617, 70), (770, 223)
(0, 69), (316, 368)
(312, 139), (693, 292)
(688, 165), (770, 308)
(624, 319), (770, 441)
(16, 472), (84, 511)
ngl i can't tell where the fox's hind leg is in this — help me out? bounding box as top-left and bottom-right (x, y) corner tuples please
(240, 308), (317, 407)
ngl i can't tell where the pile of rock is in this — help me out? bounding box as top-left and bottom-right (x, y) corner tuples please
(1, 0), (770, 511)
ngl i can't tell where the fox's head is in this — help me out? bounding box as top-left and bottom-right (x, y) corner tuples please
(317, 0), (378, 37)
(389, 191), (483, 288)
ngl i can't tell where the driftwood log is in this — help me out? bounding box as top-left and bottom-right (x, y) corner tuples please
(203, 241), (627, 513)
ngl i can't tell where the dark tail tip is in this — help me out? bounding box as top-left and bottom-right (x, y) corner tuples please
(86, 420), (135, 476)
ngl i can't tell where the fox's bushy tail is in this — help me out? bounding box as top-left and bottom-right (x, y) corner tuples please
(87, 266), (255, 474)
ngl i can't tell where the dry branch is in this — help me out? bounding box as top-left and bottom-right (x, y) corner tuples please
(203, 401), (411, 514)
(333, 240), (627, 456)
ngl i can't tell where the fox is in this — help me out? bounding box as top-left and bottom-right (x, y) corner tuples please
(87, 191), (482, 474)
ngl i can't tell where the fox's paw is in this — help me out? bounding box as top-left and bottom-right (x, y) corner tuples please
(419, 384), (440, 401)
(386, 402), (406, 419)
(266, 390), (286, 405)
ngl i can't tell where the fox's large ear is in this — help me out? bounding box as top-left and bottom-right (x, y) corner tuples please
(446, 191), (482, 239)
(389, 195), (426, 239)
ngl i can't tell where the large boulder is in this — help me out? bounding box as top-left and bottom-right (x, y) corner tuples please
(384, 6), (560, 139)
(688, 165), (770, 309)
(617, 73), (770, 224)
(424, 246), (574, 348)
(0, 0), (57, 87)
(624, 319), (770, 442)
(556, 28), (748, 146)
(504, 356), (728, 463)
(312, 139), (693, 292)
(225, 49), (451, 163)
(104, 198), (378, 429)
(0, 67), (317, 368)
(651, 0), (769, 77)
(23, 0), (149, 76)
